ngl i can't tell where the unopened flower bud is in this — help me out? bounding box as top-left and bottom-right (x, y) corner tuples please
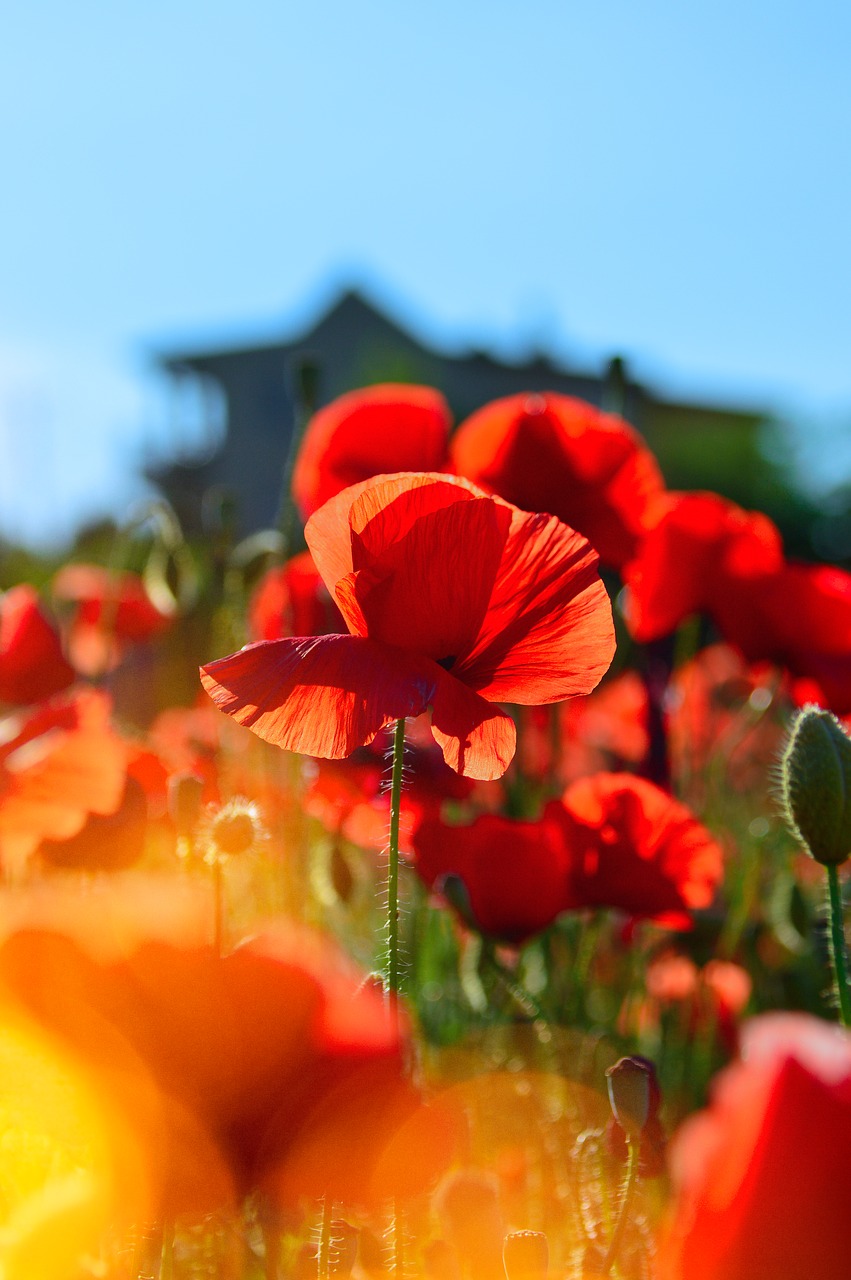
(781, 706), (851, 866)
(605, 1055), (656, 1139)
(167, 772), (204, 837)
(503, 1229), (549, 1280)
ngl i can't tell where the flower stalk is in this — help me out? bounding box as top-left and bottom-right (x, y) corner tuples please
(826, 864), (851, 1027)
(385, 717), (407, 1009)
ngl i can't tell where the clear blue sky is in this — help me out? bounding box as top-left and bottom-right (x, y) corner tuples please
(2, 1), (850, 548)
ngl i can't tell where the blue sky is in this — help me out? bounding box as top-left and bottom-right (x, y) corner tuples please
(2, 1), (850, 548)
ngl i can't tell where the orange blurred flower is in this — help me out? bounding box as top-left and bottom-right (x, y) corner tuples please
(0, 894), (455, 1216)
(0, 690), (127, 877)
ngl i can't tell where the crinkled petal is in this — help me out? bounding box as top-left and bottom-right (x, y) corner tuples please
(200, 636), (437, 760)
(305, 472), (483, 601)
(456, 506), (616, 704)
(428, 667), (516, 780)
(340, 496), (511, 662)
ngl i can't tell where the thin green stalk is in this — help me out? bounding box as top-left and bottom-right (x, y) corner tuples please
(826, 864), (851, 1027)
(385, 718), (407, 1006)
(601, 1136), (639, 1276)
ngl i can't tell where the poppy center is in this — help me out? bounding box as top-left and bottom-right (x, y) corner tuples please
(436, 655), (457, 671)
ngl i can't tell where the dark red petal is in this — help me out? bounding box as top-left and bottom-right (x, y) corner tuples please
(623, 492), (784, 643)
(456, 507), (615, 704)
(412, 811), (571, 942)
(449, 391), (666, 568)
(200, 635), (437, 759)
(428, 666), (516, 780)
(556, 774), (723, 924)
(0, 585), (75, 705)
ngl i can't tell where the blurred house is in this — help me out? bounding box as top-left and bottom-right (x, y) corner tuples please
(150, 287), (771, 540)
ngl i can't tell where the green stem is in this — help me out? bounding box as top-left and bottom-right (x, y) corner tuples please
(601, 1136), (639, 1276)
(826, 864), (851, 1027)
(385, 718), (407, 1006)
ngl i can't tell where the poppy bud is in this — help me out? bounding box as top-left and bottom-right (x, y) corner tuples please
(605, 1055), (656, 1139)
(167, 772), (205, 837)
(780, 706), (851, 866)
(503, 1230), (549, 1280)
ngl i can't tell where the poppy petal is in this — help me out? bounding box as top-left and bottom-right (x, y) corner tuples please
(200, 635), (438, 759)
(428, 667), (516, 780)
(457, 507), (616, 704)
(341, 492), (512, 662)
(305, 471), (482, 600)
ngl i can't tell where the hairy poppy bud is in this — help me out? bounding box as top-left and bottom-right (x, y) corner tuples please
(605, 1055), (656, 1139)
(780, 706), (851, 866)
(503, 1230), (549, 1280)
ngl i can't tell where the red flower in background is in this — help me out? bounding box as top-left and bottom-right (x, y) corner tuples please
(411, 810), (571, 943)
(0, 690), (127, 877)
(202, 473), (615, 780)
(659, 1013), (851, 1280)
(623, 491), (851, 713)
(0, 584), (75, 705)
(248, 549), (345, 641)
(448, 392), (666, 568)
(52, 563), (174, 681)
(291, 384), (452, 519)
(622, 491), (784, 644)
(556, 773), (723, 927)
(53, 564), (174, 642)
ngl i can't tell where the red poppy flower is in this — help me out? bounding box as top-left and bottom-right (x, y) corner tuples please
(622, 491), (784, 643)
(0, 584), (75, 706)
(291, 384), (452, 520)
(448, 392), (666, 568)
(0, 690), (127, 876)
(53, 564), (173, 642)
(201, 473), (615, 781)
(723, 561), (851, 715)
(248, 549), (345, 640)
(658, 1013), (851, 1280)
(411, 809), (572, 943)
(555, 773), (723, 927)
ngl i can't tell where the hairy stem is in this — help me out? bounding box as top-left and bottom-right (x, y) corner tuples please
(826, 863), (851, 1027)
(385, 718), (407, 1007)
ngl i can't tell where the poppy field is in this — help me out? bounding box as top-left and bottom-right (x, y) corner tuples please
(2, 383), (851, 1280)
